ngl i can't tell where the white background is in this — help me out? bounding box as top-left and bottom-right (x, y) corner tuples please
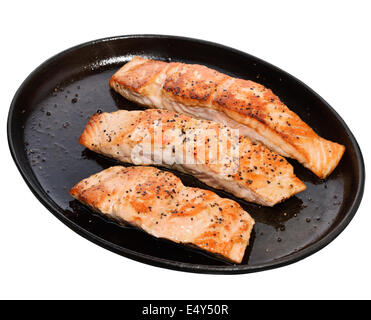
(1, 0), (370, 300)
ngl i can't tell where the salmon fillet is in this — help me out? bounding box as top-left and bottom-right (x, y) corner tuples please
(109, 56), (345, 179)
(70, 166), (255, 263)
(79, 109), (306, 206)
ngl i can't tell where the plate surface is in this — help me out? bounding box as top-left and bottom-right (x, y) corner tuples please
(7, 35), (365, 274)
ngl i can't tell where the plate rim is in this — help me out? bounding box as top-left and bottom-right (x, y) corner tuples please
(7, 34), (366, 274)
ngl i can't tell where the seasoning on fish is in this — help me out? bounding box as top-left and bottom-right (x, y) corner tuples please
(110, 56), (345, 179)
(79, 109), (305, 206)
(70, 166), (255, 263)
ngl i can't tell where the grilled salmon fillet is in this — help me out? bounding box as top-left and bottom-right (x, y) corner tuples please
(79, 109), (305, 206)
(70, 166), (255, 263)
(110, 56), (345, 179)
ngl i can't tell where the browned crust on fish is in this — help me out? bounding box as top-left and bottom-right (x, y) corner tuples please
(110, 57), (345, 179)
(79, 109), (306, 206)
(70, 165), (255, 263)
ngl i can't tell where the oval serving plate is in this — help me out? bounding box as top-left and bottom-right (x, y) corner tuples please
(7, 35), (364, 274)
